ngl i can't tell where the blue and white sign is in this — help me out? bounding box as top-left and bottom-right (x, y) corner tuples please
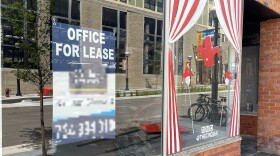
(52, 22), (116, 144)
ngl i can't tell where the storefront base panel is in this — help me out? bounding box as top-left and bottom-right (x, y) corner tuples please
(174, 136), (241, 156)
(240, 114), (258, 136)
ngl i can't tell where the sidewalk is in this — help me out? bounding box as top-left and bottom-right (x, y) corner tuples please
(241, 135), (279, 156)
(2, 94), (52, 104)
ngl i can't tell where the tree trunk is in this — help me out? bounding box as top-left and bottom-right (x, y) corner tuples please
(39, 80), (47, 155)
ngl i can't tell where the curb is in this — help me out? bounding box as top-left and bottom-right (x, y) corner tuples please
(2, 96), (53, 104)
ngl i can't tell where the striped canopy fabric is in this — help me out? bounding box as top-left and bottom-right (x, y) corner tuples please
(164, 0), (207, 155)
(214, 0), (244, 137)
(169, 0), (207, 43)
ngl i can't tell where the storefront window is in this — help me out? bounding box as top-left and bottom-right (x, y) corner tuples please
(172, 30), (238, 148)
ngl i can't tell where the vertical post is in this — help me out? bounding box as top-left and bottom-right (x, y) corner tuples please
(219, 55), (223, 83)
(15, 43), (22, 96)
(68, 0), (72, 22)
(211, 17), (219, 100)
(188, 56), (192, 85)
(189, 61), (192, 85)
(16, 63), (22, 96)
(125, 55), (129, 90)
(116, 11), (120, 73)
(161, 0), (169, 155)
(23, 0), (28, 67)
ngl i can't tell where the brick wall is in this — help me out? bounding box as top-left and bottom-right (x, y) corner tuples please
(256, 0), (280, 13)
(240, 115), (258, 136)
(196, 141), (241, 156)
(258, 18), (280, 155)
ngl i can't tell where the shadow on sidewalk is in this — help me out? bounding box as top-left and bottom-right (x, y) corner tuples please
(19, 127), (53, 151)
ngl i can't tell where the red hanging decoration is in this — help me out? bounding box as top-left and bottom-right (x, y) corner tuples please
(224, 71), (232, 80)
(197, 36), (220, 67)
(182, 65), (194, 79)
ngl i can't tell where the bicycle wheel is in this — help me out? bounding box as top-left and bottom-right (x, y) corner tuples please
(188, 103), (205, 121)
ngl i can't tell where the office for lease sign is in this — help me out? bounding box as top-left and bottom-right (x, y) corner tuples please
(52, 22), (116, 144)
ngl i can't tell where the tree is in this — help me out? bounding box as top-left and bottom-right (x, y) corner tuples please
(3, 0), (52, 155)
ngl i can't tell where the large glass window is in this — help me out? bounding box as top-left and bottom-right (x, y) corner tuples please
(143, 17), (162, 74)
(102, 8), (127, 73)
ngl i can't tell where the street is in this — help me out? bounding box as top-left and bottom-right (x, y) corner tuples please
(2, 91), (231, 155)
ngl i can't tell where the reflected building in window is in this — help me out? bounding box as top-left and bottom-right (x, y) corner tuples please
(1, 0), (81, 68)
(1, 0), (230, 91)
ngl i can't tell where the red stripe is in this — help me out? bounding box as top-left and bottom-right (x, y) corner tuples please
(171, 0), (200, 40)
(220, 0), (236, 49)
(230, 89), (236, 136)
(166, 48), (182, 154)
(170, 51), (175, 152)
(169, 0), (179, 32)
(227, 0), (238, 49)
(168, 49), (172, 154)
(230, 58), (241, 137)
(170, 0), (188, 36)
(230, 64), (238, 136)
(172, 59), (182, 151)
(170, 52), (177, 152)
(238, 0), (243, 49)
(171, 51), (176, 153)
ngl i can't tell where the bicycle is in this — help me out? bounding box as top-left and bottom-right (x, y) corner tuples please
(188, 96), (228, 126)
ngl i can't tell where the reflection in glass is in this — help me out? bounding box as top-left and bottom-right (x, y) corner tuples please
(102, 7), (127, 73)
(143, 17), (162, 74)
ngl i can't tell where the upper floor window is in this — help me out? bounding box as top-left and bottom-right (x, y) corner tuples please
(143, 17), (162, 74)
(157, 0), (163, 12)
(102, 8), (127, 73)
(54, 0), (68, 18)
(144, 0), (155, 11)
(71, 0), (80, 20)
